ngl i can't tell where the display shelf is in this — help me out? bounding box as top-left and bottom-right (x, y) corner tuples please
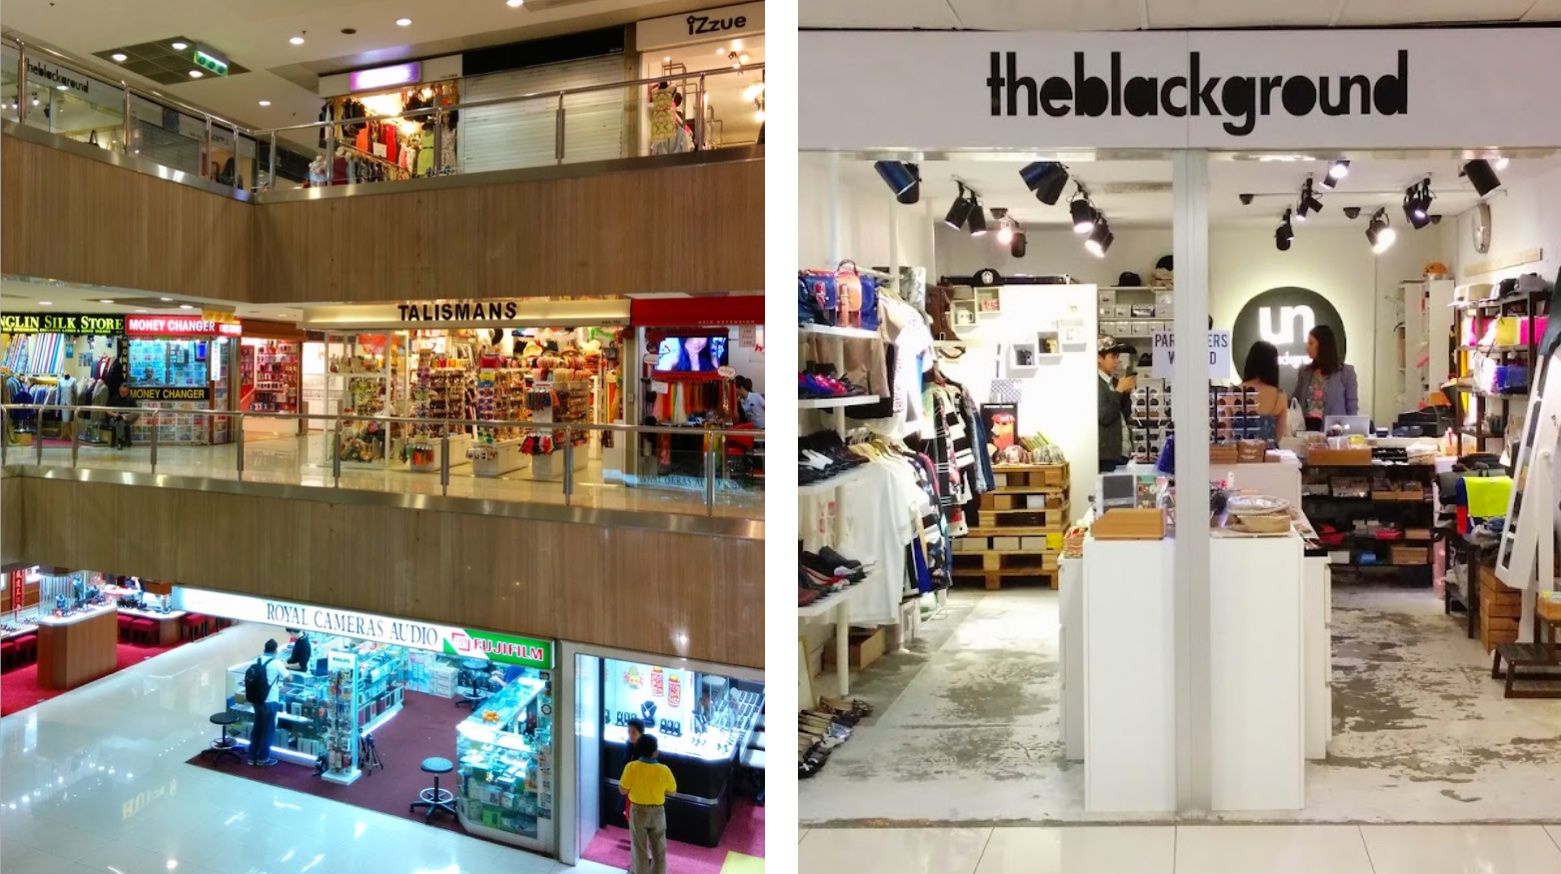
(796, 583), (865, 619)
(455, 676), (552, 851)
(797, 395), (881, 410)
(799, 324), (879, 340)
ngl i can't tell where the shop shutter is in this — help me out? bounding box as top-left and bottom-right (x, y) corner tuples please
(459, 55), (627, 174)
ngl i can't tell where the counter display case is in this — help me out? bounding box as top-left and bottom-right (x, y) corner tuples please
(455, 674), (554, 852)
(599, 659), (764, 847)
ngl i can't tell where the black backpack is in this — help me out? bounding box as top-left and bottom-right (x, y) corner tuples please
(244, 657), (273, 704)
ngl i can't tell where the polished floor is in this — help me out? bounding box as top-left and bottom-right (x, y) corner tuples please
(9, 429), (762, 519)
(0, 622), (619, 874)
(801, 586), (1561, 825)
(798, 824), (1561, 873)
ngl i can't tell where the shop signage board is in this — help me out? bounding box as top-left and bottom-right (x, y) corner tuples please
(1152, 329), (1230, 378)
(126, 315), (242, 337)
(178, 588), (555, 669)
(800, 29), (1561, 149)
(128, 386), (212, 402)
(638, 2), (763, 52)
(1230, 287), (1347, 392)
(349, 62), (423, 93)
(0, 313), (125, 336)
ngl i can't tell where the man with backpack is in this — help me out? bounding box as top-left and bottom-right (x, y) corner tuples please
(245, 639), (288, 767)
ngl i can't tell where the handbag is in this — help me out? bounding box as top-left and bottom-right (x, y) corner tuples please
(835, 260), (864, 328)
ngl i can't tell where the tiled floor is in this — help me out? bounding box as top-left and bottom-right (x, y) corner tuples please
(0, 622), (618, 874)
(13, 431), (762, 519)
(798, 824), (1561, 873)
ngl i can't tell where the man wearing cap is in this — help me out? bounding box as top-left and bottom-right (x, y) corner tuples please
(1097, 336), (1136, 473)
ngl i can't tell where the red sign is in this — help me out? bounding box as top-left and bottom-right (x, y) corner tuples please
(630, 296), (762, 327)
(127, 315), (242, 337)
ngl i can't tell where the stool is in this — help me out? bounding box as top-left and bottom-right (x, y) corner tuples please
(130, 619), (157, 647)
(180, 614), (210, 641)
(409, 757), (456, 822)
(201, 711), (244, 766)
(454, 659), (489, 710)
(118, 614), (135, 642)
(12, 634), (37, 666)
(0, 640), (16, 671)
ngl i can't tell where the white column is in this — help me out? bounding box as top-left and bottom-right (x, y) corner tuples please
(1172, 149), (1212, 813)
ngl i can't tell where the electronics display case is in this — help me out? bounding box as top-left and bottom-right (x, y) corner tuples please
(599, 659), (765, 847)
(455, 674), (555, 852)
(126, 337), (234, 445)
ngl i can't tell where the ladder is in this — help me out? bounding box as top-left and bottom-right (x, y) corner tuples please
(1493, 346), (1561, 641)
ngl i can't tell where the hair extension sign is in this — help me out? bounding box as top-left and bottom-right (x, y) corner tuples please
(800, 29), (1561, 149)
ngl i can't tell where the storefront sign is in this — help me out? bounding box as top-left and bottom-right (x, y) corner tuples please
(631, 295), (762, 327)
(1231, 287), (1347, 391)
(126, 315), (242, 337)
(638, 2), (763, 52)
(177, 589), (555, 669)
(398, 300), (520, 322)
(1152, 329), (1231, 378)
(0, 313), (124, 336)
(800, 29), (1561, 149)
(128, 386), (212, 402)
(349, 62), (423, 93)
(26, 58), (90, 96)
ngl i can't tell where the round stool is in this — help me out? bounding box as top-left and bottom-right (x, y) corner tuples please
(409, 756), (457, 822)
(130, 618), (157, 647)
(201, 711), (243, 766)
(454, 659), (490, 709)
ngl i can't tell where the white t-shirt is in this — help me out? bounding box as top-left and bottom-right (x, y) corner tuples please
(260, 656), (286, 704)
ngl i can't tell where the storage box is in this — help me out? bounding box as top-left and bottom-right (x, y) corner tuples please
(823, 626), (886, 671)
(1308, 447), (1373, 465)
(1025, 495), (1049, 509)
(1092, 508), (1166, 540)
(992, 536), (1022, 551)
(1328, 550), (1352, 564)
(1020, 536), (1049, 550)
(1390, 546), (1429, 565)
(1047, 532), (1063, 551)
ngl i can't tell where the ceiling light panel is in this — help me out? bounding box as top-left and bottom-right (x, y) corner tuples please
(92, 37), (247, 85)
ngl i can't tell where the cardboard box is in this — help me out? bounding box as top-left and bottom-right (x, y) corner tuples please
(1021, 536), (1049, 551)
(1390, 546), (1429, 565)
(1092, 508), (1166, 540)
(823, 626), (886, 671)
(1025, 495), (1049, 509)
(994, 495), (1017, 510)
(992, 536), (1022, 551)
(1308, 447), (1373, 465)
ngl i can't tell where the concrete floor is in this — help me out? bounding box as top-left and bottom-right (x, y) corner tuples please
(801, 586), (1561, 826)
(10, 431), (762, 519)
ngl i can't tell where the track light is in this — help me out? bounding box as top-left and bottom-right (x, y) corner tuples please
(944, 184), (975, 231)
(873, 161), (920, 204)
(1010, 231), (1027, 259)
(1070, 193), (1097, 235)
(993, 209), (1015, 245)
(1494, 156), (1511, 171)
(1296, 177), (1323, 221)
(1403, 178), (1434, 230)
(967, 200), (988, 236)
(1320, 160), (1350, 189)
(1020, 161), (1069, 205)
(1366, 208), (1396, 254)
(1239, 193), (1255, 205)
(1084, 218), (1113, 258)
(1463, 159), (1502, 196)
(1275, 208), (1294, 251)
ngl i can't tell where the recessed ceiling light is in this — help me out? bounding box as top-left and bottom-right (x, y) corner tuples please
(38, 301), (52, 306)
(662, 55), (670, 63)
(395, 17), (412, 26)
(111, 52), (128, 62)
(258, 100), (271, 107)
(715, 46), (726, 56)
(178, 304), (196, 310)
(505, 0), (523, 6)
(188, 70), (203, 78)
(739, 53), (750, 64)
(159, 297), (173, 302)
(98, 299), (114, 304)
(289, 35), (305, 45)
(171, 41), (188, 50)
(31, 98), (39, 106)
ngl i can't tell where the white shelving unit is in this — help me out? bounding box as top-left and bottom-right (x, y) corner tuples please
(798, 395), (881, 410)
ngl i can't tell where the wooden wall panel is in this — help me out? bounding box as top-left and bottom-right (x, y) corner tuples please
(7, 477), (762, 668)
(1, 478), (19, 569)
(251, 157), (764, 303)
(0, 134), (254, 299)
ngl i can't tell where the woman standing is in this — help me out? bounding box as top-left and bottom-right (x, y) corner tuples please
(1240, 341), (1289, 438)
(1289, 325), (1358, 430)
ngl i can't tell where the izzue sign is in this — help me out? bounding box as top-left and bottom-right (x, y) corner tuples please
(1, 313), (125, 336)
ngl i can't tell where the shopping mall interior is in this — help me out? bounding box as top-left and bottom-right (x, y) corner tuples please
(0, 1), (764, 873)
(796, 10), (1561, 874)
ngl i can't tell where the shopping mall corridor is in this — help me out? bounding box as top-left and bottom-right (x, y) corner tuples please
(0, 623), (619, 874)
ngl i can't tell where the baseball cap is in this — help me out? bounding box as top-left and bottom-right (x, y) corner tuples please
(1098, 335), (1133, 355)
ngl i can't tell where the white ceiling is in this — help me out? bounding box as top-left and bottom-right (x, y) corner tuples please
(3, 0), (714, 134)
(837, 152), (1561, 228)
(802, 0), (1561, 29)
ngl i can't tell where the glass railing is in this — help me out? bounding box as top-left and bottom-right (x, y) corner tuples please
(0, 405), (763, 520)
(2, 32), (762, 196)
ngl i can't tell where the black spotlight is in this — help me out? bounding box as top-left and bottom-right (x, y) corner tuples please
(1010, 230), (1028, 259)
(1275, 208), (1294, 251)
(1403, 178), (1434, 230)
(1296, 177), (1324, 221)
(1020, 161), (1069, 205)
(1463, 159), (1501, 196)
(1084, 218), (1113, 258)
(1366, 207), (1396, 254)
(1070, 195), (1097, 235)
(873, 160), (919, 203)
(1343, 206), (1362, 220)
(944, 184), (975, 230)
(1239, 193), (1255, 205)
(1320, 159), (1350, 190)
(967, 198), (988, 236)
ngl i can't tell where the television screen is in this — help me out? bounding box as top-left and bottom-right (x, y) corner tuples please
(655, 335), (729, 373)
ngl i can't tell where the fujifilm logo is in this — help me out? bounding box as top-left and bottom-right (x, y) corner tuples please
(987, 50), (1408, 136)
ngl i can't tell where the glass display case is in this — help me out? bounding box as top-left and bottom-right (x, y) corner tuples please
(599, 659), (764, 847)
(126, 336), (234, 445)
(226, 660), (331, 766)
(455, 673), (554, 852)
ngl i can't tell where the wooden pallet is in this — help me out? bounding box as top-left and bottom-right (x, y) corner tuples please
(951, 566), (1058, 590)
(951, 551), (1059, 590)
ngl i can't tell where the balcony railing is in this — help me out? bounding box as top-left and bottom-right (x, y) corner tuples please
(0, 404), (763, 519)
(1, 33), (762, 196)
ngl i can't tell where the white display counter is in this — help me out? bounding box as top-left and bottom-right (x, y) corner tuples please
(470, 438), (530, 478)
(1058, 555), (1084, 761)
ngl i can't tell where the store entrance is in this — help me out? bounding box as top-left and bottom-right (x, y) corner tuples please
(573, 652), (765, 872)
(177, 589), (558, 855)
